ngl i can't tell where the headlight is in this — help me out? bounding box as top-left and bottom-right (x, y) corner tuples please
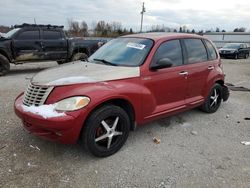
(230, 50), (236, 53)
(55, 96), (90, 111)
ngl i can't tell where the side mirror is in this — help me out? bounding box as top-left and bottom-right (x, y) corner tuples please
(150, 58), (173, 70)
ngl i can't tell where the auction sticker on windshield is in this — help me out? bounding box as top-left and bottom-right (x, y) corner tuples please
(127, 42), (146, 50)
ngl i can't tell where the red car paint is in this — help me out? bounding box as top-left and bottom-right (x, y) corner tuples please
(14, 33), (226, 144)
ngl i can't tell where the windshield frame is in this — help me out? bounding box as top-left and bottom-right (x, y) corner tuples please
(89, 37), (154, 67)
(4, 28), (20, 38)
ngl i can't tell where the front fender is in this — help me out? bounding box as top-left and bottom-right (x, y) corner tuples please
(45, 78), (149, 124)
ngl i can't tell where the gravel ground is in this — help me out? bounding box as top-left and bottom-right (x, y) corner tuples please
(0, 59), (250, 188)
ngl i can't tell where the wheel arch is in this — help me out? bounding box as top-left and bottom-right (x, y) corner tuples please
(0, 49), (11, 62)
(72, 47), (90, 57)
(78, 97), (136, 143)
(88, 98), (136, 130)
(215, 79), (224, 86)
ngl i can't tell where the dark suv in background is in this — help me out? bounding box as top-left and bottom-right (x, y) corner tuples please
(219, 43), (249, 59)
(0, 23), (106, 75)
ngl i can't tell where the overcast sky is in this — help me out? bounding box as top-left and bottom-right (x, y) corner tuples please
(1, 0), (250, 32)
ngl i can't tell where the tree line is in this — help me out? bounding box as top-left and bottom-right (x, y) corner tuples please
(67, 19), (133, 37)
(0, 21), (248, 36)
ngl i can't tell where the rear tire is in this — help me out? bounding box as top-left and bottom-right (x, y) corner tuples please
(82, 105), (130, 157)
(200, 84), (222, 113)
(71, 53), (88, 62)
(234, 54), (238, 60)
(0, 54), (10, 76)
(57, 60), (65, 65)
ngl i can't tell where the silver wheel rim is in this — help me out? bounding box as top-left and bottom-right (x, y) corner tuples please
(95, 116), (123, 149)
(210, 88), (219, 108)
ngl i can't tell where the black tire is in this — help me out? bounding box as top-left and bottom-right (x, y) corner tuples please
(200, 84), (222, 113)
(71, 53), (88, 62)
(82, 105), (130, 157)
(0, 54), (10, 76)
(234, 54), (238, 60)
(57, 60), (65, 65)
(245, 53), (249, 59)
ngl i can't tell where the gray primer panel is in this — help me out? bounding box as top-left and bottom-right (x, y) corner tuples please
(32, 61), (140, 86)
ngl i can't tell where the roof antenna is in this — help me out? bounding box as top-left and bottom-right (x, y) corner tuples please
(34, 18), (37, 24)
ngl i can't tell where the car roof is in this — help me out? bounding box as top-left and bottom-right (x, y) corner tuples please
(121, 32), (204, 41)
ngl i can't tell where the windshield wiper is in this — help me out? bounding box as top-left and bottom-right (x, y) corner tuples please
(93, 58), (117, 66)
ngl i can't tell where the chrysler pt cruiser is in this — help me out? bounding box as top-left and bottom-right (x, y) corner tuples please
(15, 33), (229, 157)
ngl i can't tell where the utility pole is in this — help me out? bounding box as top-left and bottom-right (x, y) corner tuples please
(140, 2), (146, 33)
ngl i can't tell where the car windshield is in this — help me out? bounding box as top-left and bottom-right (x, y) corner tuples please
(89, 38), (154, 67)
(223, 43), (241, 49)
(4, 28), (20, 38)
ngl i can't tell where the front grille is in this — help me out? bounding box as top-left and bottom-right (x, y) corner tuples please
(23, 83), (53, 106)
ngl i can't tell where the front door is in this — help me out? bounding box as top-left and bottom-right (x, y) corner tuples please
(13, 29), (43, 61)
(142, 39), (188, 119)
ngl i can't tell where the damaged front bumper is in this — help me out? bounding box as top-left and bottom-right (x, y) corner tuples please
(14, 94), (87, 144)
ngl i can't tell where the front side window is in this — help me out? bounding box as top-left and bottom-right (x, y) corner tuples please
(43, 30), (62, 40)
(17, 30), (40, 40)
(184, 39), (208, 64)
(204, 40), (218, 60)
(151, 40), (183, 67)
(89, 38), (153, 67)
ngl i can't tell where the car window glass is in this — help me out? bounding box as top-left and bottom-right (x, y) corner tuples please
(151, 40), (183, 67)
(43, 30), (62, 40)
(204, 40), (217, 60)
(17, 30), (39, 40)
(184, 39), (208, 64)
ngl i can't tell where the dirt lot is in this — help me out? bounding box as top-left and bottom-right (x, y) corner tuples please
(0, 59), (250, 188)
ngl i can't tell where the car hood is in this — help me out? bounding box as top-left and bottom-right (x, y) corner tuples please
(219, 48), (237, 51)
(31, 61), (140, 86)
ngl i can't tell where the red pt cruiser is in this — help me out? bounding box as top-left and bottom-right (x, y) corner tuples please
(15, 33), (229, 157)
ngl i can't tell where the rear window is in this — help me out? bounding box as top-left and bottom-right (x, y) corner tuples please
(204, 40), (218, 60)
(184, 39), (208, 64)
(43, 30), (62, 40)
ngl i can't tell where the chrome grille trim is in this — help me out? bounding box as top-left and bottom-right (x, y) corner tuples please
(22, 83), (53, 106)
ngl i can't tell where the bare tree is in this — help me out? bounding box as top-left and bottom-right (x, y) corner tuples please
(80, 21), (88, 37)
(68, 19), (80, 37)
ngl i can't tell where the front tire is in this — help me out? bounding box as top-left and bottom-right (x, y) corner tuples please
(245, 53), (249, 59)
(200, 84), (222, 113)
(82, 105), (130, 157)
(0, 54), (10, 76)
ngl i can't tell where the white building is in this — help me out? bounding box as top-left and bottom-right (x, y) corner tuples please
(203, 32), (250, 48)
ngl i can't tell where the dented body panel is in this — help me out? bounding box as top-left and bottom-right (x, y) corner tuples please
(0, 25), (105, 64)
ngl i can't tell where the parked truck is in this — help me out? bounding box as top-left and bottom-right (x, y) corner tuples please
(0, 23), (106, 75)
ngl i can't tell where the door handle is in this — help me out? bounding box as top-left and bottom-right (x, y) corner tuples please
(179, 71), (188, 76)
(208, 66), (214, 70)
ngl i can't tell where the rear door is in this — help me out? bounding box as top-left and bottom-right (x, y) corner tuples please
(41, 29), (67, 60)
(182, 38), (215, 106)
(142, 39), (188, 119)
(13, 29), (43, 61)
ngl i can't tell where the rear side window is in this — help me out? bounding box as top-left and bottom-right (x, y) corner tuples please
(184, 39), (208, 64)
(204, 40), (218, 60)
(152, 40), (183, 67)
(43, 30), (62, 40)
(17, 30), (40, 40)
